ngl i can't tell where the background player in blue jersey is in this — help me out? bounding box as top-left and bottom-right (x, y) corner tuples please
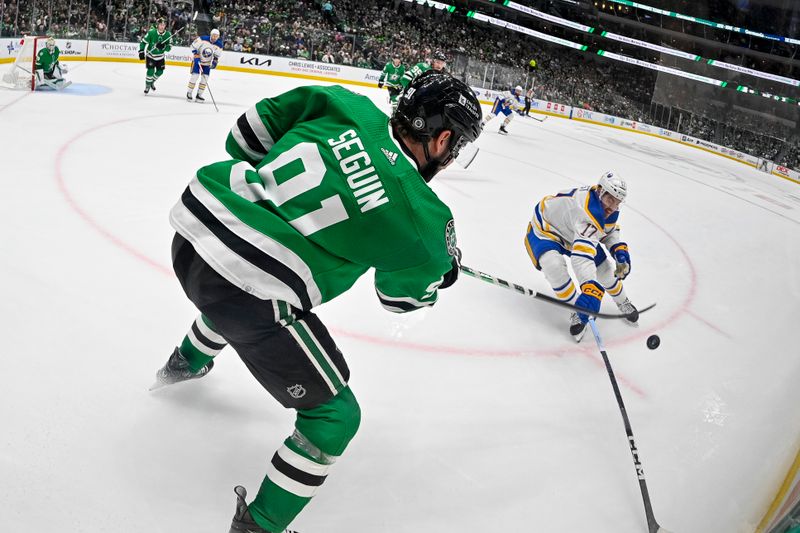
(187, 28), (222, 102)
(482, 85), (524, 134)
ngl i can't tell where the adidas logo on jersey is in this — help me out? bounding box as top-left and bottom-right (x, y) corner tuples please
(381, 147), (398, 165)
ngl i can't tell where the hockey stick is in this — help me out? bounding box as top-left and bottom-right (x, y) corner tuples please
(147, 11), (198, 55)
(459, 265), (654, 319)
(587, 318), (671, 533)
(205, 79), (220, 112)
(529, 114), (548, 122)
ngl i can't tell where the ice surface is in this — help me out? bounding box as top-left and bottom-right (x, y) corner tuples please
(2, 62), (799, 533)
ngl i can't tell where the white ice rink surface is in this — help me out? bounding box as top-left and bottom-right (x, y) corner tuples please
(2, 62), (800, 533)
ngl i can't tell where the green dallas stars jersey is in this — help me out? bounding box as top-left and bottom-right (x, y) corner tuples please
(379, 62), (405, 89)
(170, 85), (457, 312)
(400, 62), (431, 88)
(35, 46), (59, 73)
(139, 27), (172, 60)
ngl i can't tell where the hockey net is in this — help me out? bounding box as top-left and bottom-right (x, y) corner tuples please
(1, 36), (46, 90)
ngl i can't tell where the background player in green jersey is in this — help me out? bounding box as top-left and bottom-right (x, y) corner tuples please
(377, 53), (405, 114)
(35, 37), (69, 90)
(138, 18), (172, 94)
(400, 50), (447, 89)
(154, 71), (482, 533)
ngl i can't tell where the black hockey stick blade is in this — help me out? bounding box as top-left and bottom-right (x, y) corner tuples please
(459, 264), (655, 320)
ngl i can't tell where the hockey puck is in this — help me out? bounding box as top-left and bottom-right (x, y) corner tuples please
(646, 335), (660, 350)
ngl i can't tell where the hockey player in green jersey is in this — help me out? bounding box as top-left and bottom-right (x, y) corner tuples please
(377, 53), (405, 113)
(138, 18), (172, 94)
(154, 71), (482, 533)
(399, 50), (447, 89)
(35, 37), (69, 90)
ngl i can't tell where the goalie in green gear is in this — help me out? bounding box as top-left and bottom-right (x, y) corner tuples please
(138, 18), (172, 94)
(377, 53), (405, 114)
(35, 37), (70, 90)
(155, 71), (483, 533)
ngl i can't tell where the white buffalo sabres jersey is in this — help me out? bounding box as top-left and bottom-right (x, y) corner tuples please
(528, 185), (622, 282)
(499, 90), (524, 110)
(191, 36), (222, 66)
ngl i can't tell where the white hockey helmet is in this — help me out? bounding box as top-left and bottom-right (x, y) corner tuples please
(46, 37), (56, 50)
(598, 171), (627, 202)
(210, 28), (220, 38)
(515, 85), (523, 94)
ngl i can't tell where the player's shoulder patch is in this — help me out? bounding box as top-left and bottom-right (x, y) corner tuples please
(445, 219), (457, 257)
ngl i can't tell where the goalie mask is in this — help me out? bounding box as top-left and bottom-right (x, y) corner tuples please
(46, 37), (55, 51)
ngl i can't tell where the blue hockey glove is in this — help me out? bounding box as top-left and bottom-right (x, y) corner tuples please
(212, 59), (218, 69)
(575, 281), (604, 323)
(610, 242), (631, 279)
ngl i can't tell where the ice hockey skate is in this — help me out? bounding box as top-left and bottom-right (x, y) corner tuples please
(195, 94), (205, 103)
(617, 298), (639, 326)
(569, 312), (586, 342)
(229, 486), (299, 533)
(143, 86), (150, 94)
(149, 347), (213, 391)
(186, 91), (193, 101)
(498, 124), (509, 135)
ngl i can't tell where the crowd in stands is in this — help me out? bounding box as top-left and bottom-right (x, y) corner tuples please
(599, 0), (799, 63)
(2, 0), (799, 170)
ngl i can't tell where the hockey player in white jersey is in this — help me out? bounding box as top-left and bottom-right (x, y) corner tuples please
(187, 28), (222, 102)
(482, 85), (524, 134)
(524, 171), (637, 341)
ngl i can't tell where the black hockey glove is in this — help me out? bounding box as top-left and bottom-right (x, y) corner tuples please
(378, 81), (384, 89)
(439, 247), (462, 290)
(138, 50), (145, 60)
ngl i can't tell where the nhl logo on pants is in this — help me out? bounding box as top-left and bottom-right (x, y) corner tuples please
(287, 384), (307, 399)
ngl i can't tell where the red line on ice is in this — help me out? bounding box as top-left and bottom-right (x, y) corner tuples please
(54, 114), (712, 398)
(54, 115), (176, 277)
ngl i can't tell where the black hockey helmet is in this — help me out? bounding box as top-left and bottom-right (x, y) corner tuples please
(433, 50), (447, 62)
(393, 70), (483, 178)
